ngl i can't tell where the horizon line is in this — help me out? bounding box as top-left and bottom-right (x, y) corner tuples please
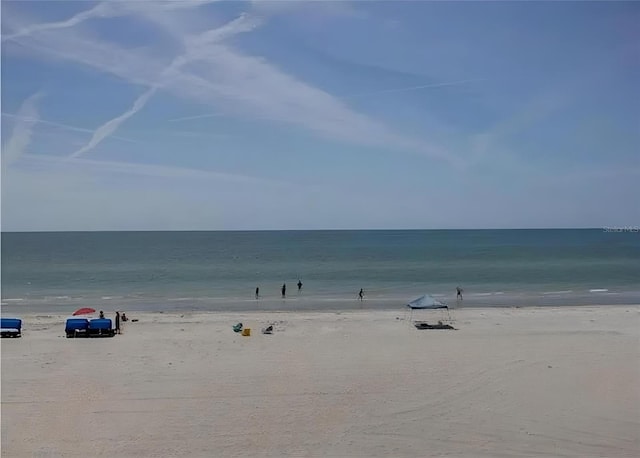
(0, 227), (616, 234)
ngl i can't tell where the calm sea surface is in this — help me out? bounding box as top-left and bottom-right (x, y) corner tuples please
(1, 230), (639, 313)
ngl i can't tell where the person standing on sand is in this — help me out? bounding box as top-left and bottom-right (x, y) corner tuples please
(297, 279), (303, 292)
(358, 288), (364, 301)
(456, 286), (463, 301)
(255, 287), (260, 300)
(115, 311), (120, 334)
(281, 283), (286, 298)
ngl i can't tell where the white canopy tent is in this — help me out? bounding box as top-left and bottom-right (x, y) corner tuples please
(405, 294), (453, 324)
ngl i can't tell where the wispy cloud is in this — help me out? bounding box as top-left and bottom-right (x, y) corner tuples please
(68, 11), (261, 158)
(2, 3), (124, 41)
(167, 113), (227, 123)
(68, 87), (158, 159)
(168, 78), (483, 123)
(21, 153), (291, 188)
(1, 1), (220, 41)
(4, 3), (459, 164)
(343, 78), (483, 99)
(1, 112), (138, 143)
(153, 130), (229, 139)
(469, 63), (617, 168)
(1, 92), (43, 169)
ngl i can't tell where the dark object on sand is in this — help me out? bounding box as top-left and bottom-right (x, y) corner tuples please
(414, 321), (456, 330)
(233, 323), (243, 333)
(262, 325), (274, 335)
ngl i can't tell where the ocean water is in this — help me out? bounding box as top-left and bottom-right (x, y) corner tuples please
(1, 229), (639, 313)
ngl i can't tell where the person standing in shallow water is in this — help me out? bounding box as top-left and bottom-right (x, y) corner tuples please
(281, 283), (286, 298)
(456, 286), (463, 301)
(297, 279), (303, 292)
(255, 287), (260, 300)
(358, 288), (364, 301)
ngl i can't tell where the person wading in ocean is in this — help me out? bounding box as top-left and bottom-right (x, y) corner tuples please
(281, 283), (286, 298)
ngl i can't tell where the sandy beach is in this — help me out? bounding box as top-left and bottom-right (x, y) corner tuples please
(2, 305), (639, 457)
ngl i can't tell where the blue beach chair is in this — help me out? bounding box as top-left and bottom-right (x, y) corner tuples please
(88, 318), (115, 337)
(65, 318), (90, 338)
(1, 318), (22, 338)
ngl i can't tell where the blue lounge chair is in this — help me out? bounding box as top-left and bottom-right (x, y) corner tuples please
(65, 318), (90, 338)
(88, 318), (115, 337)
(1, 318), (22, 338)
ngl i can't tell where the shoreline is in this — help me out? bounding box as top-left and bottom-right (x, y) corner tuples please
(3, 291), (640, 315)
(4, 302), (640, 316)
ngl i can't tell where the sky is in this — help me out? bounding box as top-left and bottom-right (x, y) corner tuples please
(1, 0), (638, 231)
